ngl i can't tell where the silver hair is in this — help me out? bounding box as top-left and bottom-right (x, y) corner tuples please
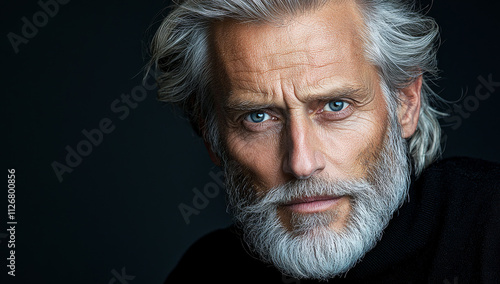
(147, 0), (445, 175)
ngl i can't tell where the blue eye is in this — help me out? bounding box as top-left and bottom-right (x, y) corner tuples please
(245, 112), (271, 123)
(323, 101), (349, 112)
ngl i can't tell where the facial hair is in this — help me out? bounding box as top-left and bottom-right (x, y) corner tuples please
(222, 113), (411, 280)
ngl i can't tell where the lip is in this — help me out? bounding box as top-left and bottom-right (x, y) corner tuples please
(282, 196), (342, 214)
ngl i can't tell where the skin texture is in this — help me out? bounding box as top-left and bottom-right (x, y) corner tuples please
(209, 0), (421, 232)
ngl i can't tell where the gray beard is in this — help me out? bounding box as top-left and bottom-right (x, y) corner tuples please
(222, 115), (411, 280)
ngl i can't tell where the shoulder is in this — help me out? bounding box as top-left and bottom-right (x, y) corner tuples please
(165, 226), (280, 283)
(165, 227), (237, 283)
(416, 156), (500, 216)
(414, 157), (500, 282)
(424, 156), (499, 179)
(419, 157), (500, 194)
(416, 157), (500, 213)
(180, 226), (239, 257)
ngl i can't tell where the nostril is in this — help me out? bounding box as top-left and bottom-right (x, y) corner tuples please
(283, 149), (325, 180)
(295, 173), (314, 180)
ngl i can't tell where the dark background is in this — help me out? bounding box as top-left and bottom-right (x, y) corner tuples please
(2, 1), (499, 283)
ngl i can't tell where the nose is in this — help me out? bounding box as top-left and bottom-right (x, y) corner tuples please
(282, 117), (326, 179)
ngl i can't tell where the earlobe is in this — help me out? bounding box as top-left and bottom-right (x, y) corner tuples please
(398, 76), (422, 138)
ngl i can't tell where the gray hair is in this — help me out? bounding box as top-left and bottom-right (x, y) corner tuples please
(147, 0), (444, 176)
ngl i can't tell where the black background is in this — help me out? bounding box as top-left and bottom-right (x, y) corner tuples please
(2, 1), (499, 283)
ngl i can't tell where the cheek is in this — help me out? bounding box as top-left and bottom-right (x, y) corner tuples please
(225, 131), (283, 189)
(318, 108), (388, 178)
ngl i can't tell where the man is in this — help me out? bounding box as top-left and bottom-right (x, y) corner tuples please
(149, 0), (500, 283)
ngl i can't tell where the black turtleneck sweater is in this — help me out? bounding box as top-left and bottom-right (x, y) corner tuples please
(165, 157), (500, 283)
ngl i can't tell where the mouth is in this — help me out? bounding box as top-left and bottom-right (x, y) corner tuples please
(281, 196), (343, 214)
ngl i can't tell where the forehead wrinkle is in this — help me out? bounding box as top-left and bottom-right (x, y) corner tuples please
(232, 62), (326, 78)
(229, 49), (326, 76)
(223, 22), (348, 76)
(213, 0), (372, 111)
(230, 54), (349, 95)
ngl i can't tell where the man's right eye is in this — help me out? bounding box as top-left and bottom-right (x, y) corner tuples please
(244, 112), (271, 123)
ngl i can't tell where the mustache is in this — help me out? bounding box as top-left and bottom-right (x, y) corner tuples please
(246, 177), (373, 208)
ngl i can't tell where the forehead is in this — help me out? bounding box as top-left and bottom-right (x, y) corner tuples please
(211, 0), (370, 101)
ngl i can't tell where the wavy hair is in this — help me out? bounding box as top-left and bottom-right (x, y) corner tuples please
(147, 0), (444, 176)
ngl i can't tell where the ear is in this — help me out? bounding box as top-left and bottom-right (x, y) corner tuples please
(203, 140), (221, 166)
(398, 76), (422, 138)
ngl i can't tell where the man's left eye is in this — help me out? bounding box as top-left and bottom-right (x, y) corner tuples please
(323, 101), (349, 112)
(244, 112), (271, 123)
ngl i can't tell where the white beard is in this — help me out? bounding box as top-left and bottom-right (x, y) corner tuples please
(223, 113), (411, 280)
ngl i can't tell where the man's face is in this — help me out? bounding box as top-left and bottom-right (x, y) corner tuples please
(210, 0), (412, 279)
(213, 1), (387, 230)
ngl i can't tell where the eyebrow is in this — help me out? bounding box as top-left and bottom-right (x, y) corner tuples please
(223, 100), (274, 113)
(301, 86), (366, 103)
(223, 86), (366, 113)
